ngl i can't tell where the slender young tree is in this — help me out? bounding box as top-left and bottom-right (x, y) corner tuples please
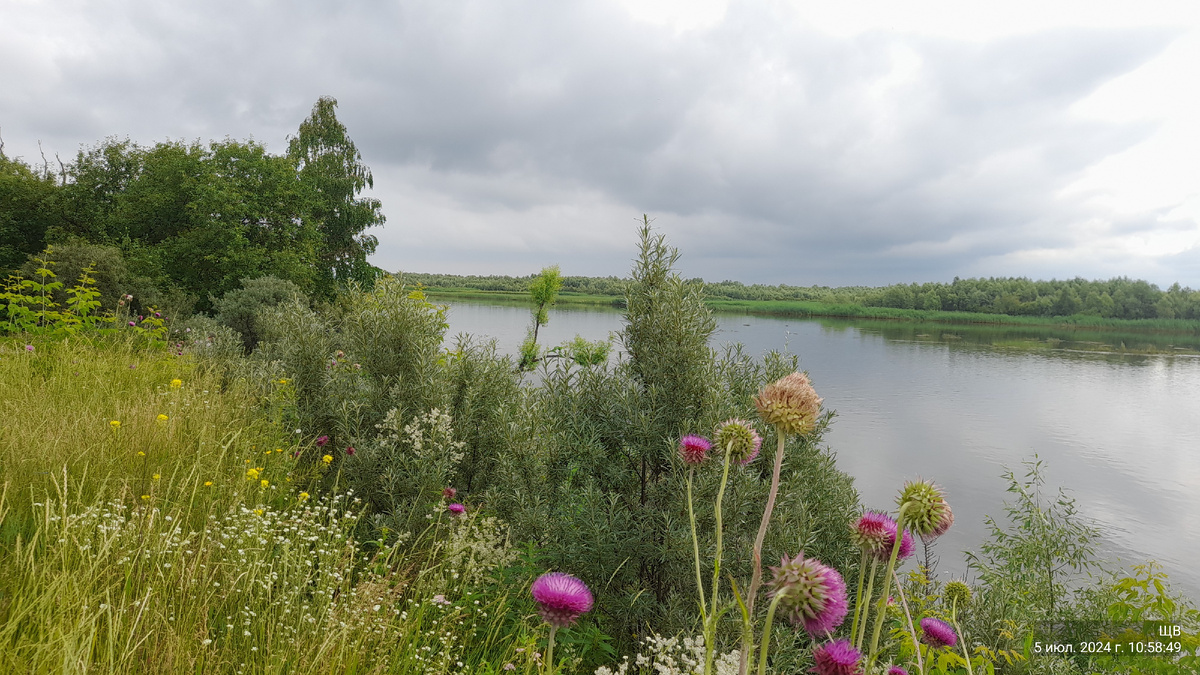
(288, 96), (385, 298)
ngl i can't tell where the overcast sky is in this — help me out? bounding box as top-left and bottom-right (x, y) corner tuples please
(3, 0), (1199, 287)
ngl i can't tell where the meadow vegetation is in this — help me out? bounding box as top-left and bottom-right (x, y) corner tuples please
(1, 225), (1198, 674)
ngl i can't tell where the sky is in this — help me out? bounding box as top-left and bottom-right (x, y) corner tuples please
(3, 0), (1199, 288)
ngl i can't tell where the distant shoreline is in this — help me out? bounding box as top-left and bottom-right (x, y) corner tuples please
(422, 287), (1200, 336)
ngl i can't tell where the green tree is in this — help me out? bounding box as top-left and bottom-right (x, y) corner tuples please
(519, 265), (562, 370)
(287, 97), (385, 298)
(0, 153), (62, 272)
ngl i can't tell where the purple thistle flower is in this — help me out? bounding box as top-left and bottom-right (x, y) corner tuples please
(920, 617), (958, 649)
(853, 511), (914, 561)
(530, 572), (593, 628)
(316, 435), (329, 448)
(678, 435), (712, 465)
(345, 446), (355, 456)
(809, 639), (863, 675)
(768, 552), (849, 636)
(447, 503), (466, 516)
(128, 321), (136, 327)
(887, 667), (909, 675)
(25, 345), (34, 353)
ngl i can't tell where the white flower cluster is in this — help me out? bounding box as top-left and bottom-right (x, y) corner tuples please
(595, 635), (739, 675)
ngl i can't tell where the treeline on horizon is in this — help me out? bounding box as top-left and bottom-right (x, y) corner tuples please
(0, 96), (385, 316)
(405, 271), (1200, 322)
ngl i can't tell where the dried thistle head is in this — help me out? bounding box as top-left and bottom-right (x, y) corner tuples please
(754, 372), (822, 436)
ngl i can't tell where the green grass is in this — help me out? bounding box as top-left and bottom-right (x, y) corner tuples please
(0, 335), (547, 674)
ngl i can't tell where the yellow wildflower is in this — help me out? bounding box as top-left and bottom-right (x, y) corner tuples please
(170, 379), (182, 388)
(204, 481), (213, 487)
(321, 454), (333, 465)
(136, 451), (145, 457)
(264, 450), (272, 455)
(157, 414), (169, 422)
(152, 474), (160, 480)
(277, 378), (289, 385)
(254, 509), (264, 516)
(246, 468), (259, 479)
(110, 420), (121, 429)
(298, 492), (310, 501)
(275, 448), (282, 453)
(261, 479), (269, 488)
(141, 495), (150, 501)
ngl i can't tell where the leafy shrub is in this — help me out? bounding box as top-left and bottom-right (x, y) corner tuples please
(212, 275), (307, 353)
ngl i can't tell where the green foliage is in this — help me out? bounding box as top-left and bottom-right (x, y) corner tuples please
(0, 152), (62, 272)
(0, 247), (115, 335)
(288, 96), (385, 298)
(520, 265), (564, 371)
(554, 334), (611, 366)
(212, 275), (308, 353)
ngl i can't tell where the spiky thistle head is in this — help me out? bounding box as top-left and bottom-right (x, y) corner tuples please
(851, 511), (914, 562)
(678, 434), (712, 465)
(530, 572), (593, 628)
(768, 552), (849, 636)
(755, 371), (822, 436)
(714, 419), (762, 465)
(919, 617), (957, 649)
(944, 580), (972, 611)
(897, 480), (953, 541)
(809, 639), (863, 675)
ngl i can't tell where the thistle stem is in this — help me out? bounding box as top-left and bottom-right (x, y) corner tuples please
(705, 440), (735, 675)
(891, 569), (924, 675)
(868, 506), (909, 661)
(856, 557), (878, 652)
(756, 593), (785, 675)
(740, 429), (788, 675)
(687, 468), (708, 623)
(952, 599), (973, 675)
(849, 549), (869, 647)
(546, 625), (558, 675)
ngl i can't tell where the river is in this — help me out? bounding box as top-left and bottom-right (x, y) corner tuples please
(441, 299), (1200, 600)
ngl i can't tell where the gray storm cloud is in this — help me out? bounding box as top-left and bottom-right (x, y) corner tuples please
(0, 0), (1188, 285)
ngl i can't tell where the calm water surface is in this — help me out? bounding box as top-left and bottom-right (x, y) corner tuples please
(442, 300), (1200, 598)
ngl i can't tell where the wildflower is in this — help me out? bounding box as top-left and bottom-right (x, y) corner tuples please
(154, 311), (161, 318)
(128, 321), (136, 327)
(137, 451), (145, 457)
(170, 378), (182, 388)
(261, 479), (269, 488)
(767, 552), (849, 636)
(504, 665), (515, 671)
(204, 481), (213, 487)
(714, 419), (762, 465)
(755, 371), (822, 436)
(887, 667), (908, 675)
(678, 435), (711, 465)
(852, 511), (913, 562)
(298, 492), (309, 502)
(448, 503), (466, 516)
(316, 435), (329, 448)
(152, 474), (160, 480)
(919, 617), (957, 649)
(810, 639), (863, 675)
(110, 420), (121, 429)
(277, 378), (289, 385)
(530, 572), (593, 628)
(141, 495), (150, 501)
(275, 448), (282, 453)
(157, 414), (169, 422)
(321, 455), (333, 465)
(246, 468), (259, 480)
(254, 509), (264, 516)
(442, 487), (457, 499)
(345, 446), (355, 456)
(432, 594), (451, 606)
(944, 580), (972, 610)
(897, 480), (954, 542)
(25, 345), (34, 353)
